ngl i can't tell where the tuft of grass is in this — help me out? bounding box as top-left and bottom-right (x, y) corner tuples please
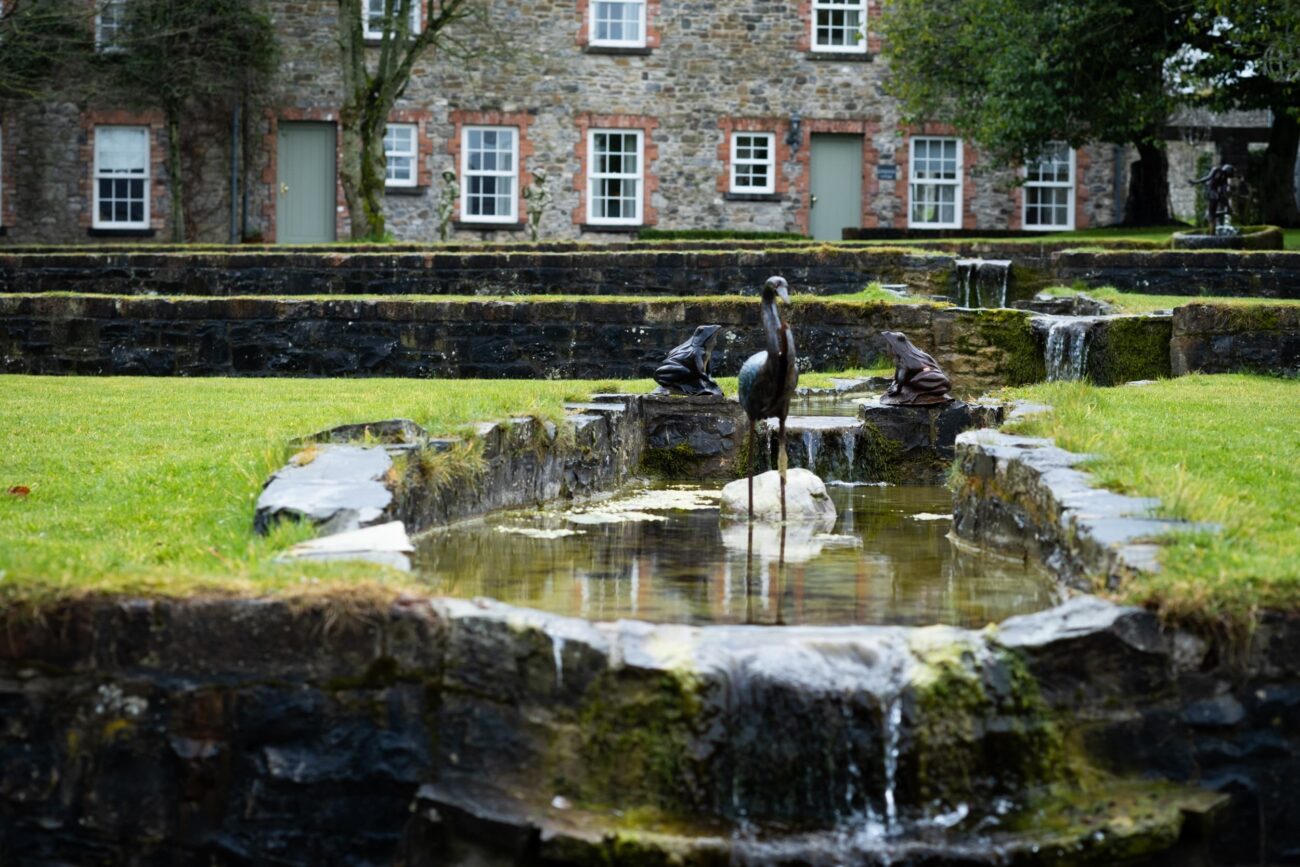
(1007, 375), (1300, 625)
(830, 282), (949, 306)
(1041, 285), (1300, 315)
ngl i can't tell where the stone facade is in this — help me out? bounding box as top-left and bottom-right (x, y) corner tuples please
(0, 0), (1123, 245)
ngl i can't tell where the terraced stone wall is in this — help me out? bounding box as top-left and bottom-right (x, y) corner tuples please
(1054, 250), (1300, 298)
(1170, 303), (1300, 376)
(0, 247), (952, 297)
(0, 295), (1042, 393)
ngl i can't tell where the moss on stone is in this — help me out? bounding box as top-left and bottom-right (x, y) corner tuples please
(907, 635), (1069, 804)
(640, 444), (700, 479)
(857, 420), (904, 484)
(569, 669), (707, 813)
(1090, 317), (1172, 386)
(951, 308), (1045, 386)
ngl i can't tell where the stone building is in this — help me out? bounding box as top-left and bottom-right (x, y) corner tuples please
(1, 0), (1125, 245)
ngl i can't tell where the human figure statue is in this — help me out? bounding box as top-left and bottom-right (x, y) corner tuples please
(522, 170), (553, 242)
(1189, 163), (1235, 230)
(653, 324), (724, 397)
(436, 170), (459, 242)
(878, 331), (953, 406)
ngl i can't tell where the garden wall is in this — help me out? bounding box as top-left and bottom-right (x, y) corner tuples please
(0, 247), (952, 298)
(1054, 250), (1300, 298)
(0, 295), (1044, 393)
(1170, 303), (1300, 376)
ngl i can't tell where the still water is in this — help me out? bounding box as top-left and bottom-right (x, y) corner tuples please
(413, 485), (1058, 628)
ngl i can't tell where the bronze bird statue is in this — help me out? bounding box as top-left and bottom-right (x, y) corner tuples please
(738, 276), (799, 521)
(878, 331), (953, 406)
(653, 324), (724, 397)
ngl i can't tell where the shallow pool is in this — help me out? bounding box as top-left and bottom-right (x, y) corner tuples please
(413, 484), (1059, 628)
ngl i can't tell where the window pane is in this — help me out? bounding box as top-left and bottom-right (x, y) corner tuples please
(97, 127), (148, 173)
(594, 0), (643, 43)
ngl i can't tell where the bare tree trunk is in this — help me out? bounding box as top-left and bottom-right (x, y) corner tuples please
(166, 109), (186, 243)
(1260, 108), (1300, 227)
(1123, 139), (1171, 226)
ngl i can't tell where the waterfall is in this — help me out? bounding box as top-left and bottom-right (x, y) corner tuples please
(1044, 317), (1093, 382)
(780, 417), (861, 482)
(882, 695), (903, 835)
(952, 259), (1011, 308)
(803, 430), (819, 476)
(553, 635), (565, 688)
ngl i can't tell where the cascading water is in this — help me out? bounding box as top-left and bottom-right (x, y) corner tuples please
(953, 259), (1011, 308)
(1043, 316), (1095, 382)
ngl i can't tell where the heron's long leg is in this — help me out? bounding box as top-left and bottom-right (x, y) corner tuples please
(778, 417), (788, 523)
(747, 420), (756, 522)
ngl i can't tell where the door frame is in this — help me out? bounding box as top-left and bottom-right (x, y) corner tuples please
(793, 119), (881, 236)
(265, 110), (343, 243)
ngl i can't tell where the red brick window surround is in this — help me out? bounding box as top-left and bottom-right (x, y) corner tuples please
(798, 0), (882, 55)
(447, 110), (534, 227)
(717, 117), (792, 200)
(79, 110), (167, 235)
(1, 116), (16, 229)
(573, 113), (659, 229)
(894, 124), (976, 230)
(1010, 145), (1092, 231)
(385, 109), (435, 191)
(790, 118), (881, 235)
(260, 108), (349, 243)
(576, 0), (661, 51)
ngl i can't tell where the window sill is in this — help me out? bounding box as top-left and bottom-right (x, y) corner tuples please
(453, 220), (525, 232)
(583, 44), (652, 56)
(579, 223), (642, 234)
(88, 227), (156, 238)
(384, 186), (427, 197)
(806, 51), (873, 62)
(363, 36), (420, 47)
(724, 192), (781, 202)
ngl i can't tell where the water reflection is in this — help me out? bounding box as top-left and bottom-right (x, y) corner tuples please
(413, 486), (1058, 628)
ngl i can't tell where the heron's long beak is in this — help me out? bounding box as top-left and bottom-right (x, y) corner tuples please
(776, 284), (790, 304)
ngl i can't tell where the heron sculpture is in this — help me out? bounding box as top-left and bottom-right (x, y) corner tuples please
(738, 276), (799, 522)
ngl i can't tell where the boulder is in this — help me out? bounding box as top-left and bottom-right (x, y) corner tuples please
(720, 468), (837, 522)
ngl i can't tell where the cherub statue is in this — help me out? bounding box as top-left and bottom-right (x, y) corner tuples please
(653, 325), (724, 397)
(878, 331), (953, 406)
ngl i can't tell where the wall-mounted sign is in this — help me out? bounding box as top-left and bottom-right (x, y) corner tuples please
(877, 164), (898, 181)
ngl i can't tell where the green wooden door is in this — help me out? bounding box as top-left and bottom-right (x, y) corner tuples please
(276, 122), (337, 243)
(809, 134), (863, 241)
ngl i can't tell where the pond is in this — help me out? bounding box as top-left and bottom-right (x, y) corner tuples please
(413, 484), (1058, 627)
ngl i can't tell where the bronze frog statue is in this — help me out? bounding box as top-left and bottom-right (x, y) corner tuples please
(653, 324), (724, 397)
(879, 331), (953, 406)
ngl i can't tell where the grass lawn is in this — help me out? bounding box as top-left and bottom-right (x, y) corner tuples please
(1040, 285), (1300, 314)
(1009, 375), (1300, 624)
(0, 369), (886, 605)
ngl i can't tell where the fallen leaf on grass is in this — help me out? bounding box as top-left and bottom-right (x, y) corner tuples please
(6, 486), (30, 498)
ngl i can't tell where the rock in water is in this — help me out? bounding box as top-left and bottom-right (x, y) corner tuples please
(721, 468), (837, 522)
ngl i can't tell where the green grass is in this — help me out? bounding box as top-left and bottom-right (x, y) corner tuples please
(1040, 285), (1300, 314)
(0, 369), (886, 604)
(1008, 375), (1300, 624)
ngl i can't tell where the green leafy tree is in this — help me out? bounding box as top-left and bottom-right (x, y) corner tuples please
(106, 0), (279, 241)
(337, 0), (489, 241)
(880, 0), (1195, 225)
(1177, 0), (1300, 224)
